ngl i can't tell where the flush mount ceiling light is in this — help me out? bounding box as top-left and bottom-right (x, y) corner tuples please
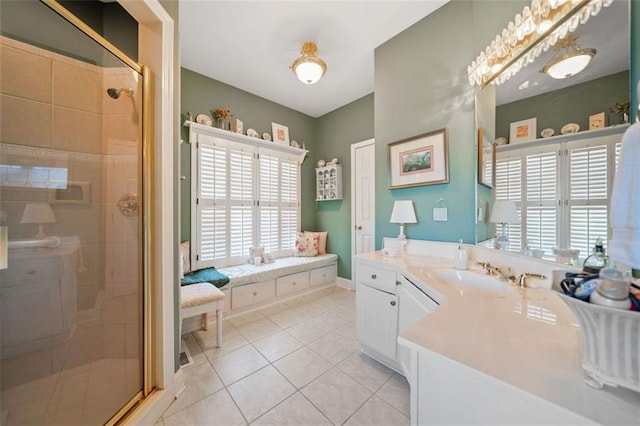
(467, 0), (612, 87)
(541, 34), (595, 79)
(291, 41), (327, 85)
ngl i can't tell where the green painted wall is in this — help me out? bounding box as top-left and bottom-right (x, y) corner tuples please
(180, 68), (317, 241)
(314, 94), (375, 279)
(374, 0), (477, 247)
(496, 72), (630, 140)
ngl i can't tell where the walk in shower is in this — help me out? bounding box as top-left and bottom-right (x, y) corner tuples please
(0, 1), (147, 424)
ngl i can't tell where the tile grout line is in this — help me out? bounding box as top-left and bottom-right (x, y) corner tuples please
(171, 289), (387, 424)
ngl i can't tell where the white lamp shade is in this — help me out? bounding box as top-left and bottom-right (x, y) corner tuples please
(489, 200), (519, 224)
(390, 200), (417, 224)
(21, 202), (56, 224)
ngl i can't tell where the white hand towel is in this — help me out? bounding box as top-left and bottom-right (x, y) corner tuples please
(609, 122), (640, 268)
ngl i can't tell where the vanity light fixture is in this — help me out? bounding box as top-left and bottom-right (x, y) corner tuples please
(467, 0), (612, 87)
(291, 41), (327, 85)
(390, 200), (417, 241)
(541, 34), (595, 79)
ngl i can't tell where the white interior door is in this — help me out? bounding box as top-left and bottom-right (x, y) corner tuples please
(351, 139), (375, 282)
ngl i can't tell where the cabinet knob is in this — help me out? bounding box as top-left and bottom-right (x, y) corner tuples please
(293, 282), (296, 286)
(357, 226), (362, 230)
(28, 270), (36, 275)
(371, 274), (377, 279)
(396, 280), (401, 286)
(390, 300), (396, 306)
(253, 292), (257, 296)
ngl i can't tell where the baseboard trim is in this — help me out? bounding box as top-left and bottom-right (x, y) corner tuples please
(336, 276), (354, 291)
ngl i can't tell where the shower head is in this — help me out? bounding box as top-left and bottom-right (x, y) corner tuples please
(107, 87), (133, 99)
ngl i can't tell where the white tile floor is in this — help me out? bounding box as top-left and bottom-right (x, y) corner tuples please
(160, 287), (410, 425)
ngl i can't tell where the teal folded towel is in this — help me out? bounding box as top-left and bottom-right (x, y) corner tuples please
(181, 267), (229, 288)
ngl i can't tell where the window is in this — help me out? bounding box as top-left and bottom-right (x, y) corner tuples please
(192, 133), (301, 269)
(495, 132), (622, 260)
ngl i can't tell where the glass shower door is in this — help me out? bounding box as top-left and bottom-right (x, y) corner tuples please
(0, 1), (145, 424)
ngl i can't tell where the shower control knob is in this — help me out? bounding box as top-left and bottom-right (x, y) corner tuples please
(117, 193), (138, 217)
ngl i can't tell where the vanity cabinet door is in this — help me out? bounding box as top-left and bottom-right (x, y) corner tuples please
(397, 275), (438, 378)
(356, 282), (399, 361)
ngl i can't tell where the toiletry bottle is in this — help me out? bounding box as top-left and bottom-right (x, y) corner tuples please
(454, 239), (469, 270)
(583, 237), (613, 274)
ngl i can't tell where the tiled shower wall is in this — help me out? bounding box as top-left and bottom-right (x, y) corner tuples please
(0, 35), (140, 368)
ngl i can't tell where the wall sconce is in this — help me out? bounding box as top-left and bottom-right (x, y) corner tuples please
(467, 0), (613, 87)
(390, 200), (417, 240)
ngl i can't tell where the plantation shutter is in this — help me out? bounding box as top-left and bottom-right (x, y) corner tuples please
(228, 142), (255, 264)
(495, 155), (522, 252)
(259, 154), (280, 254)
(257, 151), (300, 257)
(191, 126), (304, 268)
(567, 141), (608, 258)
(524, 150), (557, 254)
(194, 135), (228, 269)
(280, 159), (299, 251)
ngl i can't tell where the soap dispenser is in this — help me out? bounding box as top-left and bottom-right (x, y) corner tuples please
(453, 239), (469, 270)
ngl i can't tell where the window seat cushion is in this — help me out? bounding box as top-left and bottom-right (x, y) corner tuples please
(218, 253), (338, 288)
(180, 267), (230, 288)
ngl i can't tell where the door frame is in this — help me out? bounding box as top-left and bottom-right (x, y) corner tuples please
(351, 138), (375, 284)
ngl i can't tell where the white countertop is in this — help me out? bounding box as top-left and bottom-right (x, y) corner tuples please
(357, 248), (640, 425)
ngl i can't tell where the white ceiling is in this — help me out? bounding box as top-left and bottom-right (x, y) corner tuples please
(179, 1), (449, 118)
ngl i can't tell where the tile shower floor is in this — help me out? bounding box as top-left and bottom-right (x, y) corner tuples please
(160, 287), (410, 425)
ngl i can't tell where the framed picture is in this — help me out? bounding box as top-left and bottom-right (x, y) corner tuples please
(477, 127), (495, 188)
(509, 117), (537, 143)
(388, 128), (449, 189)
(589, 112), (606, 130)
(271, 122), (290, 145)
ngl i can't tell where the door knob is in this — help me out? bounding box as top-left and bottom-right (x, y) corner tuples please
(357, 225), (362, 230)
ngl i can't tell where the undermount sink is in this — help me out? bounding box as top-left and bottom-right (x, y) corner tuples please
(433, 269), (515, 296)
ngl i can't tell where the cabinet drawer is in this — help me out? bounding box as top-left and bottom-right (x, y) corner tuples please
(231, 280), (275, 310)
(357, 264), (396, 293)
(277, 271), (309, 297)
(310, 264), (336, 287)
(0, 257), (62, 287)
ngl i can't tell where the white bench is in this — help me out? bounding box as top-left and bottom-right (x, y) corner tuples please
(180, 254), (338, 334)
(219, 254), (338, 313)
(180, 283), (225, 347)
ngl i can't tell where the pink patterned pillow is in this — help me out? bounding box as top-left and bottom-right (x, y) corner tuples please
(294, 232), (318, 257)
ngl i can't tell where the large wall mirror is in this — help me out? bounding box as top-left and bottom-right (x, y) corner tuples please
(474, 0), (631, 265)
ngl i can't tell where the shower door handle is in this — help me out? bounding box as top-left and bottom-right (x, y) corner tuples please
(117, 193), (138, 217)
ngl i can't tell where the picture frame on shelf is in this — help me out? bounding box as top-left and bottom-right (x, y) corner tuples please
(271, 122), (290, 145)
(477, 127), (495, 189)
(230, 118), (243, 134)
(388, 128), (449, 189)
(509, 117), (537, 143)
(589, 112), (606, 130)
